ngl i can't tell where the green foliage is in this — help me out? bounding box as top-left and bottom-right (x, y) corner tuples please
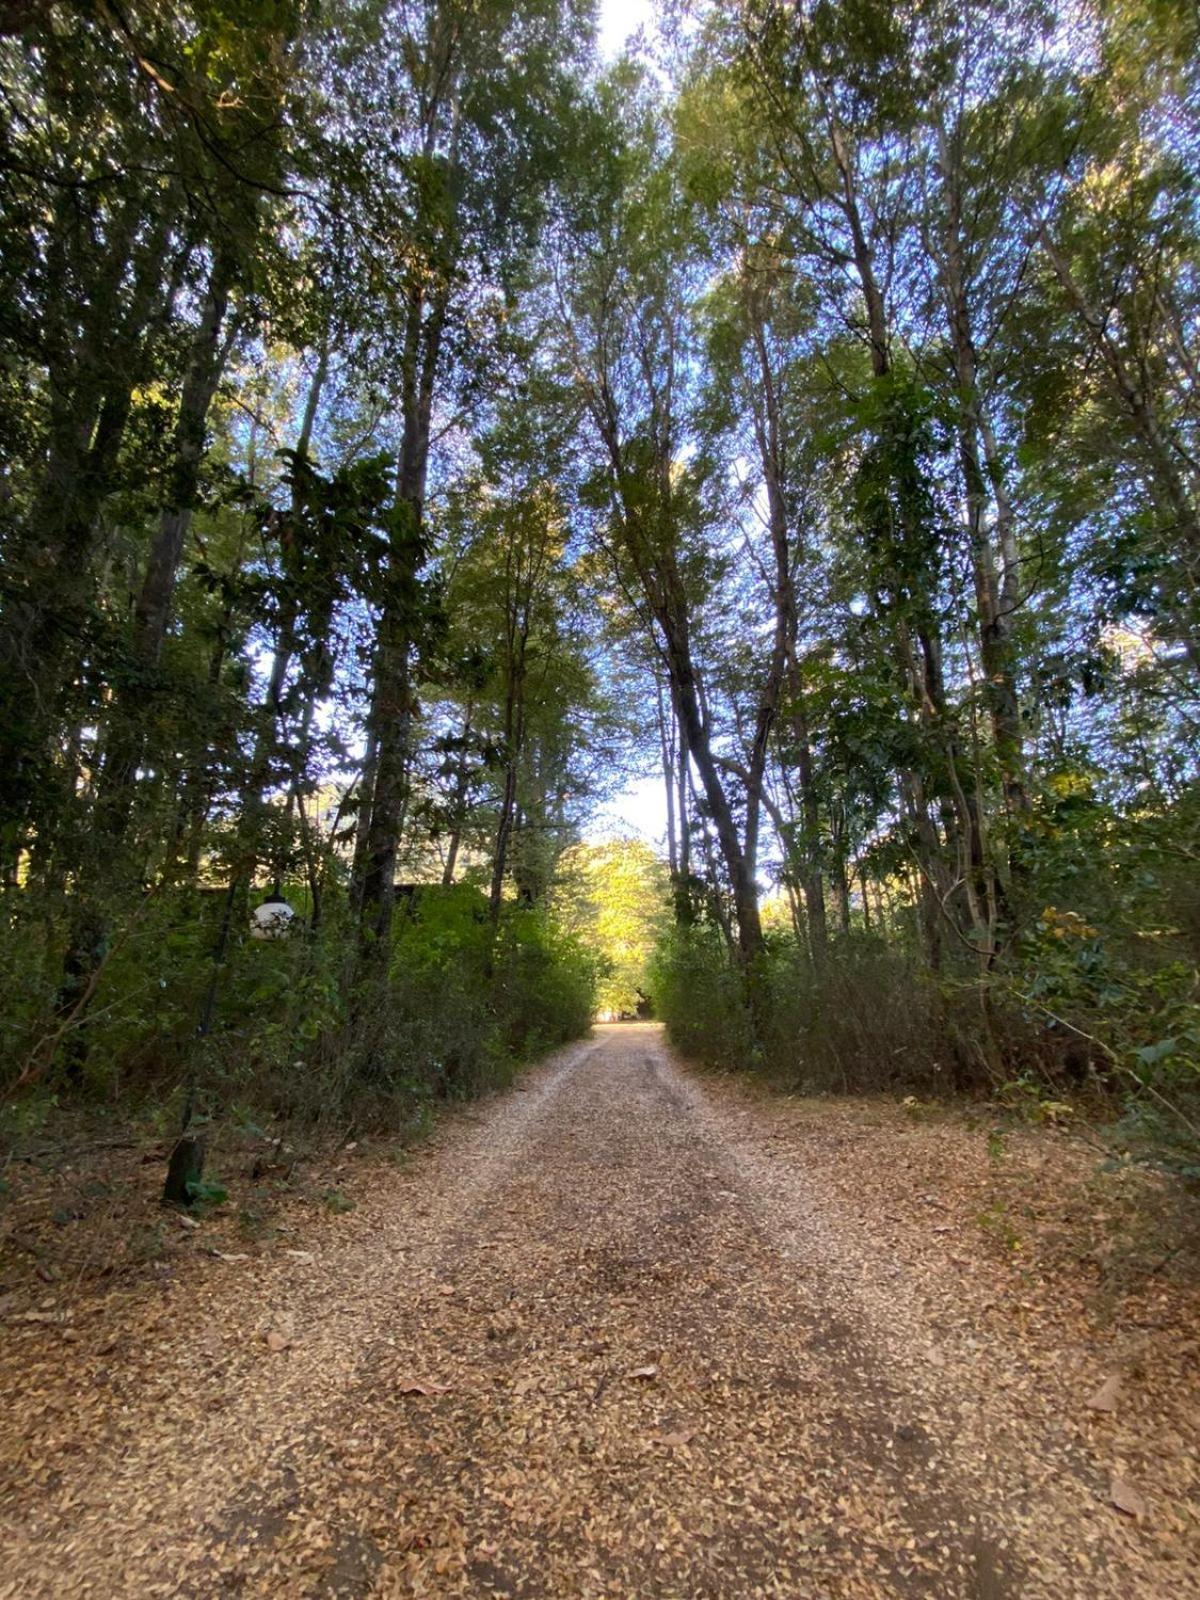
(0, 880), (594, 1146)
(2, 0), (1199, 1197)
(649, 927), (756, 1071)
(492, 911), (597, 1056)
(185, 1177), (230, 1208)
(654, 839), (1200, 1169)
(652, 925), (949, 1091)
(555, 838), (670, 1017)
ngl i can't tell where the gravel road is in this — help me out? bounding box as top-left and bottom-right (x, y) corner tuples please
(2, 1024), (1191, 1598)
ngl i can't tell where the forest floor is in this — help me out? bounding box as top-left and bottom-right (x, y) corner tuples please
(1, 1023), (1197, 1598)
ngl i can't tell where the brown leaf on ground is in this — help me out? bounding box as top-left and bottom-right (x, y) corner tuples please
(1086, 1374), (1122, 1413)
(627, 1364), (659, 1380)
(1110, 1474), (1147, 1519)
(396, 1376), (450, 1395)
(0, 1025), (1195, 1600)
(653, 1425), (697, 1447)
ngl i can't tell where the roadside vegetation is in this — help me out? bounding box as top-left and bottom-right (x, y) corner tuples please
(1, 0), (1198, 1225)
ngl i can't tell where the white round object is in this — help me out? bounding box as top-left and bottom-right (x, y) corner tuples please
(250, 898), (296, 940)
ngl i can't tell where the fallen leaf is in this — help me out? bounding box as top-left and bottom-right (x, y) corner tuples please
(628, 1365), (659, 1381)
(398, 1377), (450, 1396)
(1086, 1374), (1121, 1413)
(284, 1249), (314, 1263)
(654, 1425), (697, 1447)
(265, 1329), (292, 1353)
(177, 1215), (200, 1230)
(209, 1249), (249, 1262)
(1110, 1475), (1147, 1520)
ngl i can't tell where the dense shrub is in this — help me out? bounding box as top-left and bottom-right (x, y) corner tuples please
(651, 925), (957, 1093)
(491, 910), (596, 1059)
(649, 927), (754, 1071)
(0, 882), (596, 1141)
(651, 908), (1200, 1174)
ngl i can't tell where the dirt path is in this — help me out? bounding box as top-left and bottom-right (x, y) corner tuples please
(1, 1025), (1194, 1598)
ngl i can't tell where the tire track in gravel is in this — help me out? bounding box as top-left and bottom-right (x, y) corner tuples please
(2, 1023), (1151, 1598)
(0, 1039), (599, 1599)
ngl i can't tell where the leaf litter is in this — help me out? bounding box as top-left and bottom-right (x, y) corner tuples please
(0, 1024), (1195, 1598)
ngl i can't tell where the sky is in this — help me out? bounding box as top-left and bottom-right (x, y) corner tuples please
(592, 771), (669, 845)
(597, 0), (657, 58)
(582, 0), (665, 846)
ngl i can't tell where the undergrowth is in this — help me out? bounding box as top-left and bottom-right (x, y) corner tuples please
(0, 881), (596, 1156)
(650, 919), (1200, 1179)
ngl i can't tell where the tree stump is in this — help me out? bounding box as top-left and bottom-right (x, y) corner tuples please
(163, 1133), (207, 1207)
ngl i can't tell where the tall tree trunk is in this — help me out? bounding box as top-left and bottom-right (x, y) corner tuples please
(593, 446), (763, 968)
(785, 662), (828, 962)
(54, 260), (238, 1072)
(668, 630), (764, 968)
(99, 255), (238, 829)
(357, 287), (448, 950)
(932, 116), (1028, 816)
(743, 273), (828, 962)
(350, 721), (380, 909)
(236, 345), (332, 889)
(688, 763), (734, 954)
(655, 671), (678, 880)
(0, 204), (176, 859)
(132, 262), (238, 674)
(489, 641), (527, 927)
(675, 694), (692, 922)
(817, 88), (965, 958)
(440, 701), (473, 887)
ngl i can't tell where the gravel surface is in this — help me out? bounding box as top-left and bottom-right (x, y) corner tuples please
(1, 1023), (1195, 1597)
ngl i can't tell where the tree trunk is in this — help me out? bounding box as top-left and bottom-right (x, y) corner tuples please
(933, 116), (1028, 815)
(489, 646), (527, 927)
(655, 671), (678, 880)
(356, 288), (445, 949)
(786, 667), (828, 962)
(235, 346), (332, 891)
(440, 701), (473, 887)
(743, 271), (828, 964)
(99, 256), (238, 827)
(0, 205), (176, 857)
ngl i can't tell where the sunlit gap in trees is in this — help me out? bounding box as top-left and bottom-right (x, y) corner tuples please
(597, 0), (656, 58)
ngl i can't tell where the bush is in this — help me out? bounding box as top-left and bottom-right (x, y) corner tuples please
(0, 880), (596, 1144)
(651, 925), (961, 1093)
(648, 926), (754, 1071)
(491, 910), (596, 1059)
(651, 908), (1200, 1176)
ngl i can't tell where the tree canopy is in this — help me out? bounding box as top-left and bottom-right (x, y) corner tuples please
(0, 0), (1197, 1167)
